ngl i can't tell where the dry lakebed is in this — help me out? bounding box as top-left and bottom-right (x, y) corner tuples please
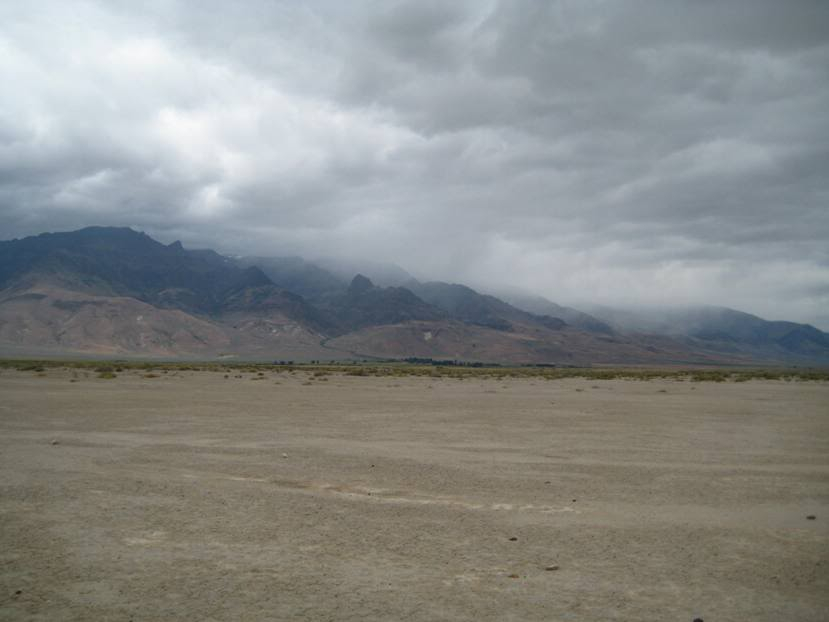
(1, 367), (827, 621)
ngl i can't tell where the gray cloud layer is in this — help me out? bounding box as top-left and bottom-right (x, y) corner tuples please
(1, 1), (828, 327)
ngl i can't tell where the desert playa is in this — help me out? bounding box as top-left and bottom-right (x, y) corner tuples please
(1, 367), (828, 621)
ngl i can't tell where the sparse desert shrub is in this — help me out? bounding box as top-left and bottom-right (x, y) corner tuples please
(144, 373), (160, 378)
(1, 357), (827, 383)
(689, 371), (728, 383)
(97, 372), (117, 379)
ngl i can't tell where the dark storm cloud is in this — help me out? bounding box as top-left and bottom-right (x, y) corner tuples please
(1, 1), (828, 327)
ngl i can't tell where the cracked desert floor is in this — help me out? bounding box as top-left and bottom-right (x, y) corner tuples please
(1, 368), (828, 621)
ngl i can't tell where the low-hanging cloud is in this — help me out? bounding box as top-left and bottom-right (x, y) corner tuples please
(1, 0), (828, 328)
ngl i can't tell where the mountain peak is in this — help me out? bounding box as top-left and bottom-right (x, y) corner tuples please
(349, 274), (374, 294)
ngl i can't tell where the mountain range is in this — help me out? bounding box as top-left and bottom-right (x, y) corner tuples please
(1, 226), (827, 365)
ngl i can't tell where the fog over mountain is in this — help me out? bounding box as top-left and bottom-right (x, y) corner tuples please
(1, 1), (828, 329)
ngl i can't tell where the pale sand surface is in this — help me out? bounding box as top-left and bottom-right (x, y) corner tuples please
(0, 369), (827, 621)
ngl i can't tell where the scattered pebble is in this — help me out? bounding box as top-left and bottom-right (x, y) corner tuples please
(693, 618), (704, 622)
(281, 453), (288, 459)
(50, 440), (59, 445)
(545, 565), (559, 571)
(509, 537), (518, 541)
(507, 573), (520, 579)
(807, 515), (816, 520)
(544, 481), (551, 484)
(14, 590), (22, 595)
(572, 499), (577, 503)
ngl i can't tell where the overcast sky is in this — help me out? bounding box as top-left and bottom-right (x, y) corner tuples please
(1, 1), (828, 328)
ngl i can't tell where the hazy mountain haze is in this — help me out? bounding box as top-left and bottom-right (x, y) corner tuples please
(1, 1), (827, 329)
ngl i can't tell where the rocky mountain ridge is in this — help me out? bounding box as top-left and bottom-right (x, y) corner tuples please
(1, 227), (827, 365)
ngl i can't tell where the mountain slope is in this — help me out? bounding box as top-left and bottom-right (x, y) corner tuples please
(503, 293), (615, 335)
(590, 305), (829, 363)
(236, 255), (347, 305)
(406, 281), (567, 332)
(325, 275), (447, 333)
(0, 227), (331, 329)
(0, 282), (339, 360)
(2, 226), (827, 364)
(327, 319), (728, 366)
(1, 227), (253, 309)
(0, 287), (230, 357)
(0, 227), (341, 358)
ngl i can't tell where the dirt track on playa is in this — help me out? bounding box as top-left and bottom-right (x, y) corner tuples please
(1, 368), (827, 621)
